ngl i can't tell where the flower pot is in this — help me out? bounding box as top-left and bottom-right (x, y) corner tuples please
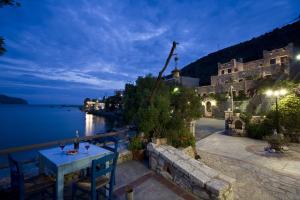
(132, 149), (145, 161)
(126, 187), (134, 200)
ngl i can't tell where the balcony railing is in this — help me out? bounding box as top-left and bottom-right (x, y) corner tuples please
(0, 129), (127, 170)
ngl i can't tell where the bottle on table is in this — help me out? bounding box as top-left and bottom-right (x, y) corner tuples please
(74, 130), (80, 150)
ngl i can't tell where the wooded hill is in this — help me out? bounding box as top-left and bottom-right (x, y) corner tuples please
(181, 20), (300, 86)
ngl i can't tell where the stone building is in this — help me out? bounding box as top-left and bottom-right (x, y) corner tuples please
(195, 43), (295, 97)
(164, 67), (200, 88)
(84, 99), (105, 111)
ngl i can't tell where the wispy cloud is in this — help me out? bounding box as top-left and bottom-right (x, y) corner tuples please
(0, 0), (299, 103)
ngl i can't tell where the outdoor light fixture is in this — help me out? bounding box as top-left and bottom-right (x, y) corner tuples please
(173, 87), (179, 93)
(265, 88), (288, 134)
(201, 101), (205, 106)
(296, 54), (300, 61)
(211, 100), (217, 106)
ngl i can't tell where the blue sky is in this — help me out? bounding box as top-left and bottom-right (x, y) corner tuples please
(0, 0), (300, 104)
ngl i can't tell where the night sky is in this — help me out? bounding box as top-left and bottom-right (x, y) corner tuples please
(1, 0), (300, 104)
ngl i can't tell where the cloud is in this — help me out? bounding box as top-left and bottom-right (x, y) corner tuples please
(0, 0), (300, 103)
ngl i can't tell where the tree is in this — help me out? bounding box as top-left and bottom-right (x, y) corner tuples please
(123, 75), (202, 148)
(0, 37), (5, 56)
(0, 0), (20, 7)
(278, 94), (300, 131)
(0, 0), (20, 55)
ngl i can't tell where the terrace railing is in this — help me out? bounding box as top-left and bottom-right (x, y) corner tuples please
(0, 129), (127, 170)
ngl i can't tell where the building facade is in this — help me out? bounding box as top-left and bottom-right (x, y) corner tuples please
(164, 67), (200, 88)
(195, 43), (294, 97)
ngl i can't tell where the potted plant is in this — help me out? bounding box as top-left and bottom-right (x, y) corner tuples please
(128, 136), (145, 161)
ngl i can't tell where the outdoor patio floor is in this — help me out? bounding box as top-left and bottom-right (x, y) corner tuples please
(0, 160), (198, 200)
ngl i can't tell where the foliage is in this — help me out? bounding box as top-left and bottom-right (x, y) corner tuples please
(234, 92), (248, 101)
(171, 87), (202, 123)
(246, 118), (274, 139)
(205, 93), (227, 102)
(0, 0), (20, 56)
(258, 79), (299, 94)
(104, 93), (122, 112)
(0, 0), (20, 7)
(265, 134), (286, 151)
(0, 37), (5, 56)
(168, 126), (195, 148)
(278, 94), (300, 132)
(123, 75), (201, 148)
(128, 136), (143, 151)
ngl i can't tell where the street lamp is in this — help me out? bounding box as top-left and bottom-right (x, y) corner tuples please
(173, 87), (179, 93)
(265, 88), (288, 133)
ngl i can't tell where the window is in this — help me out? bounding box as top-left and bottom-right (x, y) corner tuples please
(221, 70), (225, 74)
(228, 69), (232, 73)
(232, 91), (237, 97)
(239, 79), (243, 82)
(270, 58), (276, 65)
(234, 68), (238, 72)
(280, 56), (288, 64)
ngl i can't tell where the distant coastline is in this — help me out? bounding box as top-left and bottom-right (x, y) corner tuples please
(0, 94), (28, 104)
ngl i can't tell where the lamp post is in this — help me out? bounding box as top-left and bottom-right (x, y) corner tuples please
(265, 89), (287, 134)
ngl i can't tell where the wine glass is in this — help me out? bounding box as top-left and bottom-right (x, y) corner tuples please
(84, 141), (90, 153)
(59, 142), (65, 153)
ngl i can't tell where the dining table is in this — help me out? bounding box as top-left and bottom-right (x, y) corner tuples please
(38, 143), (112, 200)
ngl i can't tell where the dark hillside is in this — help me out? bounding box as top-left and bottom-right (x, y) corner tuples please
(181, 20), (300, 86)
(0, 94), (28, 104)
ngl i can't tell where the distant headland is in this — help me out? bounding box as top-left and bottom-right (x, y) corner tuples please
(0, 94), (28, 104)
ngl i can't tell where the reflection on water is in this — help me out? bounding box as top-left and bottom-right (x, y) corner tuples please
(85, 113), (106, 136)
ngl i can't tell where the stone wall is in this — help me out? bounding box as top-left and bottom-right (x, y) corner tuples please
(147, 143), (235, 200)
(198, 151), (300, 200)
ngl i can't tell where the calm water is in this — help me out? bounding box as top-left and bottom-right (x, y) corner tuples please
(0, 104), (113, 150)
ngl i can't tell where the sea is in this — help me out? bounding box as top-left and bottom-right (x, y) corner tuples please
(0, 104), (115, 168)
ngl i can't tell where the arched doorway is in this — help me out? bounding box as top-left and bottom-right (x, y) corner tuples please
(235, 120), (243, 130)
(206, 101), (212, 112)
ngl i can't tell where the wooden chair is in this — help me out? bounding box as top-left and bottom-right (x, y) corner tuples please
(72, 152), (119, 200)
(8, 154), (55, 200)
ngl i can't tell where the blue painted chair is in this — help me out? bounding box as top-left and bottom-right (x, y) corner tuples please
(8, 154), (55, 200)
(102, 137), (119, 185)
(72, 152), (119, 200)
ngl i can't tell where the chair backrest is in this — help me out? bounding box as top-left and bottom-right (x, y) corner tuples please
(103, 136), (119, 154)
(90, 152), (119, 190)
(8, 154), (25, 197)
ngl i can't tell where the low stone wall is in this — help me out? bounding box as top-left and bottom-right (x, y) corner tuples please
(147, 143), (235, 200)
(198, 151), (300, 200)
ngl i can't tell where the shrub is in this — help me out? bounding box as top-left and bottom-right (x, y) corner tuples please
(128, 136), (143, 151)
(246, 119), (274, 139)
(265, 134), (287, 151)
(278, 94), (300, 131)
(168, 127), (195, 148)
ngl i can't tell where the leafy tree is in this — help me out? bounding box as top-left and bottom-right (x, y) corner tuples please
(123, 75), (202, 148)
(0, 0), (20, 55)
(0, 0), (20, 7)
(0, 37), (5, 56)
(278, 94), (300, 131)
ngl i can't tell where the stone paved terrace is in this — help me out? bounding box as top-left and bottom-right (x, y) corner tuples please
(196, 133), (300, 200)
(0, 160), (198, 200)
